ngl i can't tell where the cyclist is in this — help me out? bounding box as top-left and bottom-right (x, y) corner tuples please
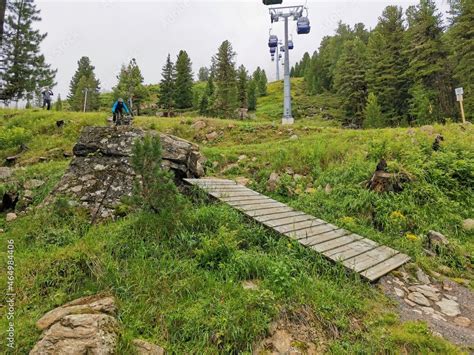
(112, 98), (130, 124)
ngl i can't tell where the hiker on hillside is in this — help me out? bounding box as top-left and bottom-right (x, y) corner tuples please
(41, 88), (54, 110)
(112, 98), (130, 123)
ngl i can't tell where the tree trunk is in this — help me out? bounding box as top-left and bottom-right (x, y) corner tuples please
(0, 0), (6, 44)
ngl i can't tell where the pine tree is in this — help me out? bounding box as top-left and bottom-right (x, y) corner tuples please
(199, 93), (209, 116)
(448, 0), (473, 120)
(334, 38), (368, 126)
(247, 79), (257, 111)
(159, 54), (175, 116)
(113, 58), (149, 115)
(366, 6), (409, 125)
(237, 65), (248, 108)
(363, 93), (384, 128)
(174, 50), (193, 110)
(54, 94), (63, 111)
(405, 0), (454, 122)
(258, 70), (268, 97)
(197, 66), (209, 81)
(68, 57), (100, 111)
(211, 40), (238, 118)
(1, 0), (56, 104)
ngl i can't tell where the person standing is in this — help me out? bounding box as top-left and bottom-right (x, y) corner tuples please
(42, 87), (54, 110)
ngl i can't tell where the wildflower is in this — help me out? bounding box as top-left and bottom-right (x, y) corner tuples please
(390, 211), (405, 220)
(405, 233), (419, 241)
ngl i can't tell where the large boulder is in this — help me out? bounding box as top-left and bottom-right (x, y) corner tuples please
(47, 126), (205, 221)
(30, 295), (118, 355)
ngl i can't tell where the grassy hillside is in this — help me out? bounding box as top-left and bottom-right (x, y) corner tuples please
(0, 108), (472, 353)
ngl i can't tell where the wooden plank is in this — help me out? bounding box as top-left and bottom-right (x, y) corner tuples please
(221, 195), (269, 202)
(274, 219), (324, 234)
(343, 246), (398, 273)
(361, 253), (411, 282)
(264, 214), (316, 228)
(324, 238), (378, 261)
(255, 211), (306, 223)
(310, 234), (363, 253)
(299, 229), (350, 247)
(227, 197), (274, 207)
(244, 206), (294, 217)
(186, 178), (411, 280)
(288, 222), (334, 239)
(237, 201), (286, 211)
(209, 191), (260, 198)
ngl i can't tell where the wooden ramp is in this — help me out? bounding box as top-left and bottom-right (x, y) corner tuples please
(185, 178), (410, 282)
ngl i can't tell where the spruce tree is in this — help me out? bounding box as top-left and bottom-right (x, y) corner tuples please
(237, 65), (248, 108)
(247, 79), (257, 111)
(211, 40), (238, 118)
(252, 67), (262, 94)
(334, 38), (368, 126)
(258, 69), (268, 97)
(0, 0), (6, 43)
(113, 58), (148, 115)
(405, 0), (453, 122)
(1, 0), (56, 104)
(366, 6), (409, 125)
(159, 54), (175, 116)
(174, 50), (193, 110)
(197, 66), (209, 81)
(448, 0), (473, 120)
(363, 93), (384, 128)
(54, 94), (63, 111)
(68, 57), (100, 111)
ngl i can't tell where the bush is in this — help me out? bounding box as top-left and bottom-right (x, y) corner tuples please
(0, 127), (32, 149)
(131, 135), (184, 214)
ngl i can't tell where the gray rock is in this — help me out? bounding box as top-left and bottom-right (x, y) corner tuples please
(436, 298), (461, 317)
(416, 268), (431, 284)
(191, 120), (207, 130)
(427, 230), (449, 249)
(394, 287), (405, 298)
(454, 317), (471, 327)
(6, 213), (17, 222)
(133, 339), (165, 355)
(290, 134), (298, 140)
(23, 179), (45, 190)
(206, 131), (218, 141)
(462, 218), (474, 232)
(31, 295), (118, 355)
(0, 167), (12, 180)
(408, 292), (431, 307)
(45, 127), (205, 221)
(267, 173), (280, 192)
(324, 184), (332, 194)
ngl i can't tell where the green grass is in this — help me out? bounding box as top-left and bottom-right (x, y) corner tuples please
(0, 108), (472, 353)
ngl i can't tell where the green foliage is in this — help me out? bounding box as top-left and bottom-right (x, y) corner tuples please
(131, 135), (184, 219)
(237, 65), (248, 108)
(405, 0), (454, 122)
(197, 66), (209, 81)
(252, 67), (268, 97)
(447, 0), (474, 120)
(247, 79), (257, 111)
(409, 83), (436, 124)
(196, 226), (239, 270)
(54, 94), (63, 111)
(174, 50), (194, 109)
(334, 38), (368, 126)
(158, 54), (175, 116)
(113, 58), (149, 115)
(211, 40), (238, 118)
(0, 126), (32, 149)
(363, 93), (384, 128)
(1, 0), (56, 103)
(68, 57), (101, 112)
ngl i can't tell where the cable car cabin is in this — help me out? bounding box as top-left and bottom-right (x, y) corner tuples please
(271, 55), (275, 62)
(268, 35), (278, 48)
(270, 47), (276, 54)
(280, 46), (285, 52)
(263, 0), (283, 5)
(297, 17), (311, 34)
(288, 40), (294, 50)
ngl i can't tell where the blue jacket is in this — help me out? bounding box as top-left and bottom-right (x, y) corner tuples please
(112, 100), (130, 114)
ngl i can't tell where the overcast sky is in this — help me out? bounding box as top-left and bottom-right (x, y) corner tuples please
(35, 0), (450, 99)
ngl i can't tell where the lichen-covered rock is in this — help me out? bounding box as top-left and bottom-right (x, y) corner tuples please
(30, 295), (118, 355)
(47, 126), (205, 221)
(133, 339), (166, 355)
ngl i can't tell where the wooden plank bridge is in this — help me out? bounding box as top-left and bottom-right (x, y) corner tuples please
(185, 178), (410, 282)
